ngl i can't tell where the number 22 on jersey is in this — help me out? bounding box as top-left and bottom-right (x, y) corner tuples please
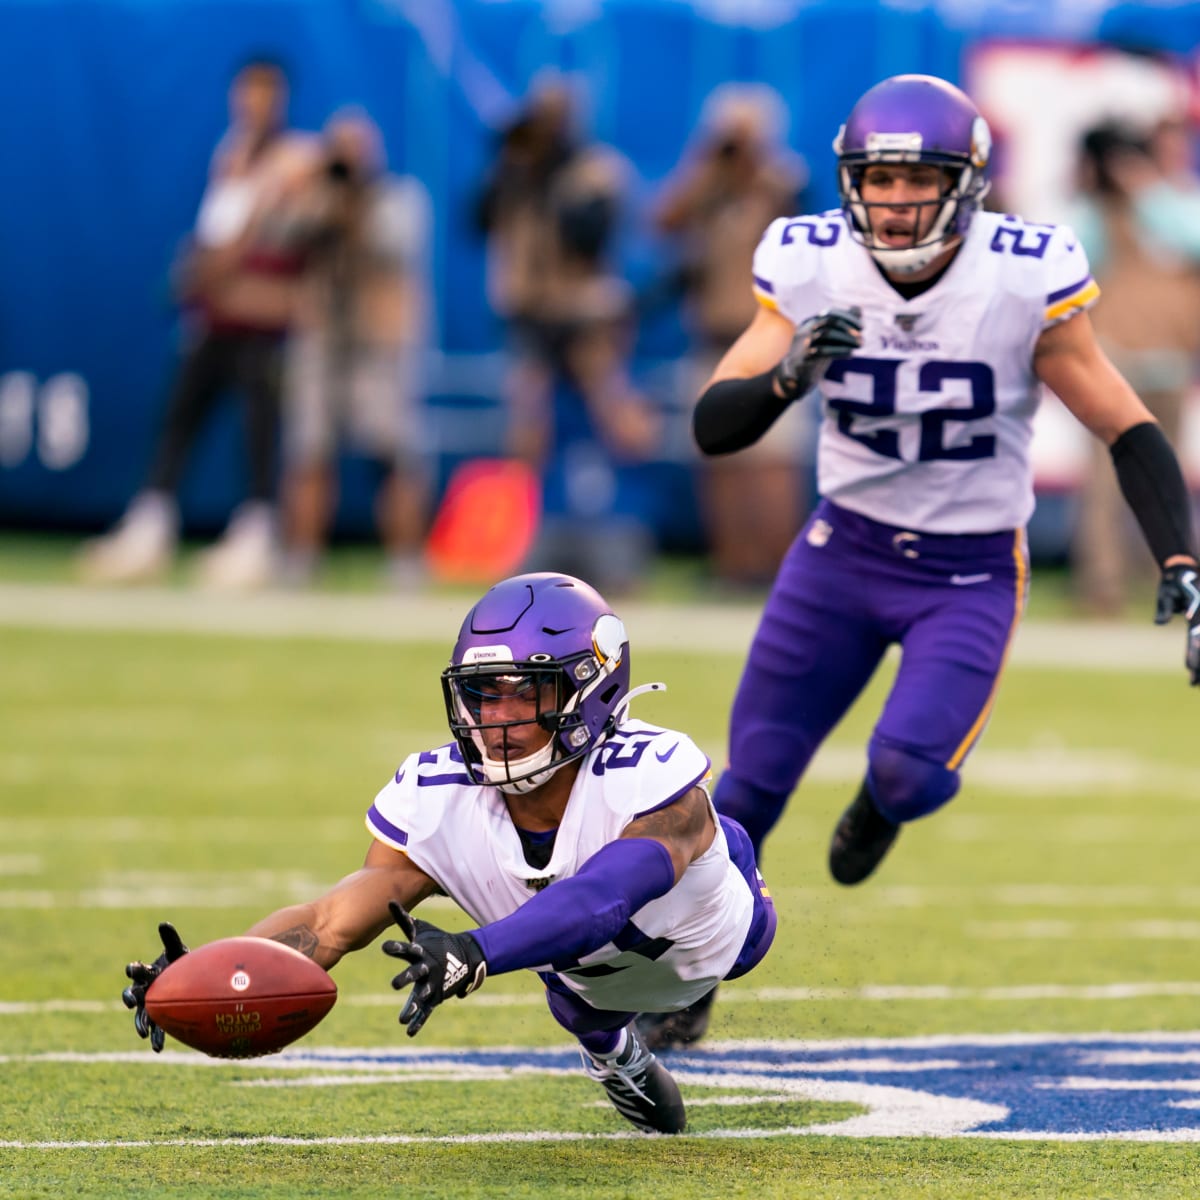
(823, 356), (997, 463)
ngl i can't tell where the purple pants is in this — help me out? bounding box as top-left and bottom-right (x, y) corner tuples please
(714, 498), (1028, 849)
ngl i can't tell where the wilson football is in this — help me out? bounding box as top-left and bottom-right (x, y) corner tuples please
(144, 936), (337, 1058)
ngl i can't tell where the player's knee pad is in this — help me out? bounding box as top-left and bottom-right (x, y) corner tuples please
(866, 739), (960, 824)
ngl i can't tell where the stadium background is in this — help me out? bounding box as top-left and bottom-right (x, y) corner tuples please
(1, 0), (1199, 554)
(6, 5), (1200, 1190)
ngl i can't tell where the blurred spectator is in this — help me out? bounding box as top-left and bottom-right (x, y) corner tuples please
(79, 55), (315, 589)
(1069, 115), (1200, 615)
(277, 108), (433, 588)
(477, 74), (660, 594)
(655, 85), (809, 589)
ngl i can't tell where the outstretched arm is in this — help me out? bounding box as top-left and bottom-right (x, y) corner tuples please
(246, 839), (440, 971)
(125, 839), (438, 1049)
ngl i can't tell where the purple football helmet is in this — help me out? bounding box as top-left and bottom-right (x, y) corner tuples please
(442, 573), (631, 793)
(834, 74), (992, 275)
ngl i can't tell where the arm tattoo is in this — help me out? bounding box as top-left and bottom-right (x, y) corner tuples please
(270, 925), (320, 959)
(623, 787), (711, 852)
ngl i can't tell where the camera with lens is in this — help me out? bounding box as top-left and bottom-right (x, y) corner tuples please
(325, 157), (356, 185)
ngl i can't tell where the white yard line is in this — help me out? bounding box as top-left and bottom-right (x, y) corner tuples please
(8, 1033), (1200, 1147)
(8, 980), (1200, 1019)
(0, 582), (1184, 670)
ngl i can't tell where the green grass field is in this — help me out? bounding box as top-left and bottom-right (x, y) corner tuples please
(1, 550), (1198, 1197)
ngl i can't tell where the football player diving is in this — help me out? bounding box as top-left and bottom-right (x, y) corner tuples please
(123, 572), (776, 1135)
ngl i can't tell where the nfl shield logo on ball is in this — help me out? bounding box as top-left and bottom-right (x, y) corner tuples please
(230, 970), (251, 991)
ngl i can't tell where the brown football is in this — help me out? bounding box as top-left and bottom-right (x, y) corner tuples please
(144, 937), (337, 1058)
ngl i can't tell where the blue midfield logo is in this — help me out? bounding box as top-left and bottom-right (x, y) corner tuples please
(271, 1033), (1200, 1141)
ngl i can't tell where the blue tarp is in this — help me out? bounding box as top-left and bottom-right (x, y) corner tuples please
(0, 0), (1195, 540)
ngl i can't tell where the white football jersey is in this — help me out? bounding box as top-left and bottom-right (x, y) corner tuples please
(751, 209), (1100, 533)
(366, 719), (756, 1012)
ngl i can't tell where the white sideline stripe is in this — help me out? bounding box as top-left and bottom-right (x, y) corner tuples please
(0, 855), (41, 876)
(13, 875), (1200, 911)
(611, 1094), (796, 1108)
(13, 1125), (1200, 1149)
(968, 920), (1200, 940)
(11, 1029), (1200, 1068)
(8, 981), (1200, 1019)
(1085, 1050), (1200, 1065)
(236, 1058), (984, 1088)
(0, 582), (1183, 671)
(1039, 1076), (1200, 1092)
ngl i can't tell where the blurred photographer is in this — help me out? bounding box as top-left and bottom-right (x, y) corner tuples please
(654, 86), (808, 589)
(79, 56), (315, 589)
(280, 108), (433, 587)
(476, 74), (660, 594)
(1069, 116), (1200, 615)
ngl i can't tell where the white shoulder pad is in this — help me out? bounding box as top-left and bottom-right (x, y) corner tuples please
(589, 721), (712, 823)
(365, 742), (469, 851)
(980, 213), (1099, 328)
(752, 210), (844, 324)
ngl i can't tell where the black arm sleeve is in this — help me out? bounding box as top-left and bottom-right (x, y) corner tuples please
(693, 371), (794, 456)
(1110, 420), (1196, 566)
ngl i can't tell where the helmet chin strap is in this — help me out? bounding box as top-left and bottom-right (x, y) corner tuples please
(852, 196), (959, 277)
(481, 748), (560, 794)
(867, 239), (953, 276)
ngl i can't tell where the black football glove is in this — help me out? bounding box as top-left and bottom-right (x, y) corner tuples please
(1154, 563), (1200, 686)
(122, 922), (189, 1052)
(772, 306), (863, 400)
(381, 901), (487, 1038)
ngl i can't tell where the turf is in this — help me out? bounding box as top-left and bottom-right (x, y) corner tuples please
(1, 583), (1198, 1197)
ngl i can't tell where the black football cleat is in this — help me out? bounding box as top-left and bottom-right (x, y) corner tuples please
(829, 785), (900, 885)
(635, 986), (717, 1052)
(580, 1024), (687, 1134)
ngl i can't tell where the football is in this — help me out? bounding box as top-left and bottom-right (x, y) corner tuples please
(144, 936), (337, 1058)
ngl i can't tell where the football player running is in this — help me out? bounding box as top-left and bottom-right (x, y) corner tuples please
(637, 73), (1200, 1052)
(123, 572), (776, 1135)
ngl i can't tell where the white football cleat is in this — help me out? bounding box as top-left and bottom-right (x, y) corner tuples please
(77, 492), (177, 584)
(194, 501), (278, 592)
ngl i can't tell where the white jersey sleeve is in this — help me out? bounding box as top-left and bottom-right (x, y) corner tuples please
(365, 742), (475, 896)
(751, 211), (846, 325)
(1039, 223), (1100, 330)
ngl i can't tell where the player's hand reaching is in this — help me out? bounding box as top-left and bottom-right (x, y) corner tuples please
(773, 307), (863, 400)
(122, 922), (189, 1052)
(1154, 562), (1200, 685)
(382, 901), (488, 1037)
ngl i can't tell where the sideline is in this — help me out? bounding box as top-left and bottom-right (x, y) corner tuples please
(0, 582), (1184, 670)
(7, 980), (1200, 1017)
